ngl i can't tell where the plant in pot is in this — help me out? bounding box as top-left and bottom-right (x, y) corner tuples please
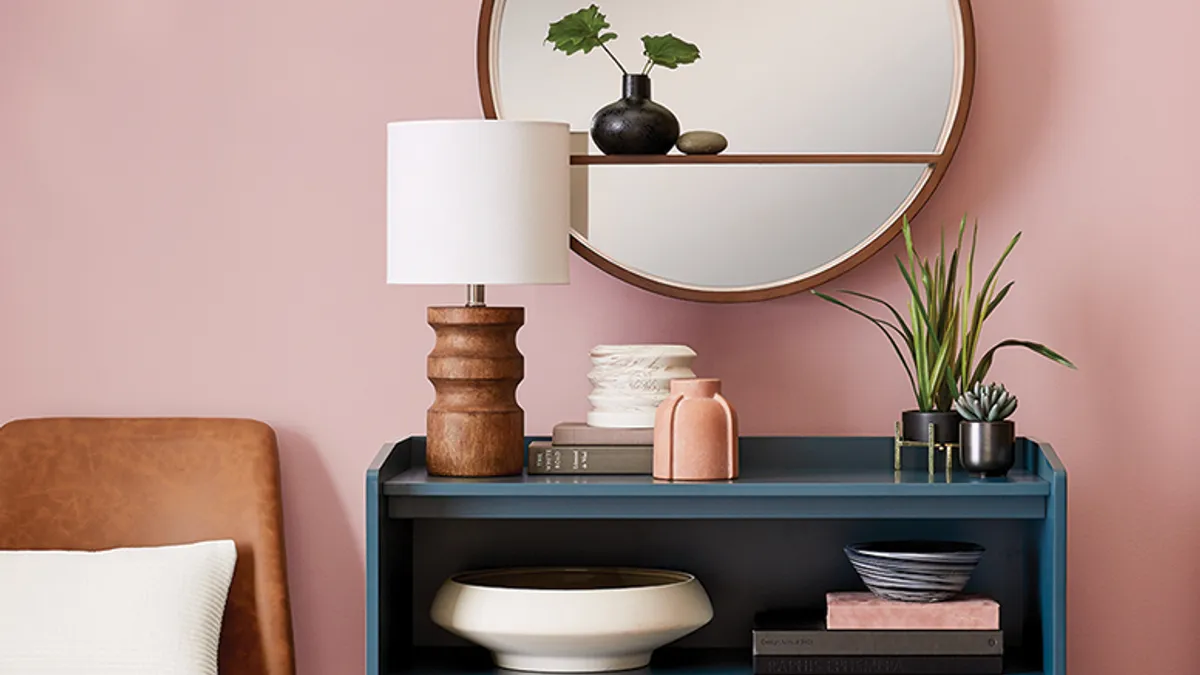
(812, 216), (1075, 447)
(546, 5), (700, 155)
(955, 382), (1018, 477)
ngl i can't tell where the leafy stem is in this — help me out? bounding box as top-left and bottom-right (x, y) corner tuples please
(547, 6), (700, 76)
(599, 43), (628, 74)
(640, 34), (700, 71)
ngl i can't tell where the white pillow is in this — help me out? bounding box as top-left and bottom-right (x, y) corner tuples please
(0, 540), (237, 675)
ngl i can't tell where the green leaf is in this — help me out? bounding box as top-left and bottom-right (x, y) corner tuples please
(972, 232), (1020, 334)
(959, 218), (977, 384)
(641, 34), (700, 69)
(983, 281), (1014, 320)
(838, 290), (914, 347)
(817, 292), (912, 348)
(969, 339), (1077, 388)
(546, 5), (619, 56)
(961, 230), (1019, 385)
(812, 291), (920, 404)
(895, 255), (932, 331)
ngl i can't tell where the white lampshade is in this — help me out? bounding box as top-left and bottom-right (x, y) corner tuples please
(387, 119), (571, 285)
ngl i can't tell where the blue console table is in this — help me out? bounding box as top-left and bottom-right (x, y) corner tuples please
(367, 436), (1066, 675)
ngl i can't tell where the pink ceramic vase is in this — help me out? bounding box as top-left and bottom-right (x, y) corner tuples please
(653, 378), (738, 481)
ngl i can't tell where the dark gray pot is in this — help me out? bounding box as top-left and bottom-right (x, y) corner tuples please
(959, 420), (1016, 477)
(591, 74), (680, 155)
(901, 410), (962, 445)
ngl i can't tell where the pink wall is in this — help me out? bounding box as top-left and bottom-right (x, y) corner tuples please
(1, 1), (1197, 672)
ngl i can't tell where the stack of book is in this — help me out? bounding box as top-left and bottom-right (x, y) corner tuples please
(527, 422), (653, 475)
(752, 592), (1003, 675)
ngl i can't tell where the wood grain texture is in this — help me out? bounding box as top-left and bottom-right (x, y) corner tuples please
(570, 153), (942, 166)
(426, 306), (525, 477)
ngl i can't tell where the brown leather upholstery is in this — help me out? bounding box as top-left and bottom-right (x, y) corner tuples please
(0, 417), (295, 675)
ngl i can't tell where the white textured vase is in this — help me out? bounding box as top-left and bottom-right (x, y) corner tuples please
(587, 345), (697, 428)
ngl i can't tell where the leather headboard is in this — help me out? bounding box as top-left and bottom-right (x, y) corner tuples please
(0, 417), (295, 675)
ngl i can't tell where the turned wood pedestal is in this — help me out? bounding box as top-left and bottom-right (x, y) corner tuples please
(425, 306), (524, 477)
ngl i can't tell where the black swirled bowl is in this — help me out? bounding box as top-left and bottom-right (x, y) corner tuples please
(845, 541), (985, 603)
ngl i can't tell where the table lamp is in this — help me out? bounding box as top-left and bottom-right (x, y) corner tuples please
(387, 119), (571, 477)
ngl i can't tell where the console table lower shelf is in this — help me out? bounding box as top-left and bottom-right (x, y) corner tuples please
(367, 436), (1066, 675)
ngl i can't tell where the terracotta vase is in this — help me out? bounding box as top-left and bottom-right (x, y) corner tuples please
(653, 378), (738, 481)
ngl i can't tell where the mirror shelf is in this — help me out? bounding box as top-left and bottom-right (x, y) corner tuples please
(570, 153), (944, 166)
(481, 0), (975, 302)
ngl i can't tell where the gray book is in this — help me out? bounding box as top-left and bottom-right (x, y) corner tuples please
(552, 422), (654, 447)
(527, 441), (652, 475)
(753, 611), (1002, 656)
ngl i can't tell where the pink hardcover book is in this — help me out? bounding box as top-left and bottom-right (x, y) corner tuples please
(826, 592), (1000, 630)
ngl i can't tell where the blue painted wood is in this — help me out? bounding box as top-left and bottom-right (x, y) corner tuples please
(410, 519), (1034, 651)
(367, 436), (1067, 675)
(384, 466), (1049, 498)
(393, 435), (1037, 474)
(382, 436), (1048, 521)
(393, 647), (1044, 675)
(367, 440), (415, 675)
(1030, 438), (1067, 675)
(389, 494), (1044, 519)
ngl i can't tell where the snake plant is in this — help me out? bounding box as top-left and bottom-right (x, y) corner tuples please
(954, 382), (1018, 422)
(813, 216), (1076, 412)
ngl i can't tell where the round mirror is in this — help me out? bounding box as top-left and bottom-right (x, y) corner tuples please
(479, 0), (974, 302)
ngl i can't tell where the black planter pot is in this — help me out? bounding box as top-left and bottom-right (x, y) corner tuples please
(959, 420), (1016, 477)
(901, 410), (962, 445)
(591, 74), (680, 155)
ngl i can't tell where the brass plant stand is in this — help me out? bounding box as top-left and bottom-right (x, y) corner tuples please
(894, 421), (958, 479)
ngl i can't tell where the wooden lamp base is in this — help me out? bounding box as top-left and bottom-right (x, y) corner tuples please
(425, 306), (525, 477)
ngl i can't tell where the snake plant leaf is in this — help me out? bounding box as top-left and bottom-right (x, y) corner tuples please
(969, 339), (1077, 388)
(895, 255), (932, 330)
(938, 223), (965, 331)
(970, 233), (1020, 341)
(896, 252), (958, 408)
(838, 290), (914, 346)
(959, 219), (978, 384)
(812, 291), (919, 403)
(984, 280), (1014, 320)
(641, 34), (701, 69)
(817, 292), (909, 342)
(546, 5), (619, 55)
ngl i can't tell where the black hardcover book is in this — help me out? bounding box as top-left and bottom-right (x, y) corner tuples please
(753, 610), (1003, 656)
(753, 655), (1004, 675)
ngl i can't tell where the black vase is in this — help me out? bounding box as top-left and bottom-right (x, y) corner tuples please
(901, 410), (962, 445)
(959, 420), (1016, 477)
(591, 74), (680, 155)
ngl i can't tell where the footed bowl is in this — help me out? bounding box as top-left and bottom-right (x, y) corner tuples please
(430, 567), (713, 673)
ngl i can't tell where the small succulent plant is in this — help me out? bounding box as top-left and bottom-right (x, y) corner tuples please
(954, 382), (1018, 422)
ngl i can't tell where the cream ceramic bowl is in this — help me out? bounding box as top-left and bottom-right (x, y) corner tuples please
(430, 567), (713, 672)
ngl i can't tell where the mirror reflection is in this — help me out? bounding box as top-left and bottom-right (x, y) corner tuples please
(484, 0), (970, 296)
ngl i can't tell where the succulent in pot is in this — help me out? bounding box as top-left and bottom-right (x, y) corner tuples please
(955, 382), (1018, 477)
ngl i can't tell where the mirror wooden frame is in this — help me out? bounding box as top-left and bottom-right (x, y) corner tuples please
(477, 0), (976, 303)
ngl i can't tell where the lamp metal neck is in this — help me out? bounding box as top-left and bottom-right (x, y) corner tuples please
(466, 284), (486, 307)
